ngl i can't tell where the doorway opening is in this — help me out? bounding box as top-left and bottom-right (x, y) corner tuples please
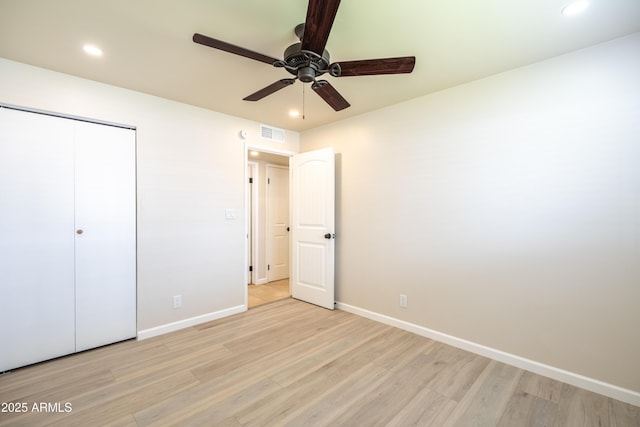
(245, 146), (293, 308)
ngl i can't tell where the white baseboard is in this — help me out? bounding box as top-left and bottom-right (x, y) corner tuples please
(137, 305), (246, 340)
(335, 301), (640, 407)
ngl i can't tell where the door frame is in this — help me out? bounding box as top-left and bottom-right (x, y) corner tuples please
(246, 161), (258, 286)
(244, 143), (295, 309)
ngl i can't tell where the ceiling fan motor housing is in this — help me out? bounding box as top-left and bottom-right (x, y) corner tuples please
(283, 42), (330, 82)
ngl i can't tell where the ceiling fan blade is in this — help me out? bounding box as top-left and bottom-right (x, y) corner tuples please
(300, 0), (341, 55)
(312, 80), (350, 111)
(331, 56), (416, 77)
(243, 79), (296, 101)
(193, 33), (279, 65)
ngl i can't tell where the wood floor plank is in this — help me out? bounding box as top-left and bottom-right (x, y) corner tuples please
(442, 360), (523, 427)
(496, 391), (559, 427)
(234, 327), (417, 426)
(334, 351), (458, 427)
(48, 370), (200, 427)
(102, 414), (140, 427)
(222, 308), (342, 355)
(609, 398), (640, 426)
(110, 342), (230, 382)
(159, 377), (281, 427)
(517, 370), (564, 403)
(133, 361), (275, 425)
(134, 312), (367, 425)
(0, 341), (167, 395)
(190, 309), (351, 385)
(282, 364), (391, 427)
(0, 298), (637, 426)
(386, 387), (458, 427)
(421, 342), (491, 402)
(371, 328), (436, 371)
(267, 316), (389, 387)
(0, 368), (114, 408)
(552, 383), (612, 427)
(168, 299), (307, 351)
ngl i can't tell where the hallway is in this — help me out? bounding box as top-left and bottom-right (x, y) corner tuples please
(248, 279), (290, 308)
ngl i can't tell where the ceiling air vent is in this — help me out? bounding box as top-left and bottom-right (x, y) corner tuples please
(260, 124), (285, 143)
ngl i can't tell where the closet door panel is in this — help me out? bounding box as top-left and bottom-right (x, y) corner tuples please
(74, 121), (136, 352)
(0, 108), (76, 371)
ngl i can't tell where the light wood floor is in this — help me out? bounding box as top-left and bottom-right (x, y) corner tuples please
(247, 279), (290, 308)
(1, 299), (638, 426)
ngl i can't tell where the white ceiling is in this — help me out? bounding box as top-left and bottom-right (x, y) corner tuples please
(1, 0), (639, 132)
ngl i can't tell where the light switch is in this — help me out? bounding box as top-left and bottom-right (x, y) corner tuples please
(225, 208), (237, 220)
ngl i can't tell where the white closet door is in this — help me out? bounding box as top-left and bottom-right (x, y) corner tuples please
(74, 121), (136, 351)
(0, 108), (76, 371)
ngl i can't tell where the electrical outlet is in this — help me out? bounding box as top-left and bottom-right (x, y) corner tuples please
(173, 294), (182, 309)
(400, 294), (408, 308)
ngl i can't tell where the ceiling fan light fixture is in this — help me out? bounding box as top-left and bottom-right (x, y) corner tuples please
(562, 0), (589, 16)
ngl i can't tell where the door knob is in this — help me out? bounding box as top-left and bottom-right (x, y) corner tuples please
(324, 233), (335, 239)
(76, 229), (83, 235)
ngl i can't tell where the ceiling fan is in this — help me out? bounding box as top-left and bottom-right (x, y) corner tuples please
(193, 0), (416, 112)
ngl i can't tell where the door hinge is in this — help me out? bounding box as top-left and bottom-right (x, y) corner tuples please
(268, 178), (270, 184)
(249, 177), (253, 183)
(249, 266), (253, 272)
(268, 265), (270, 271)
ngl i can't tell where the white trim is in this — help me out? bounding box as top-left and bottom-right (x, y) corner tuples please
(244, 144), (294, 294)
(0, 102), (135, 130)
(137, 305), (245, 340)
(248, 160), (267, 285)
(245, 143), (296, 158)
(335, 302), (640, 407)
(246, 161), (258, 289)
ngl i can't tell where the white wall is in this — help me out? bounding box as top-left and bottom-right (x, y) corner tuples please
(301, 33), (640, 396)
(0, 58), (299, 334)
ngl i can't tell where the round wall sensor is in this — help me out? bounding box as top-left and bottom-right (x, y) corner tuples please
(239, 130), (248, 139)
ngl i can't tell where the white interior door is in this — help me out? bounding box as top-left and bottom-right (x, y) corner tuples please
(74, 121), (137, 351)
(0, 108), (76, 371)
(291, 147), (335, 309)
(267, 165), (289, 282)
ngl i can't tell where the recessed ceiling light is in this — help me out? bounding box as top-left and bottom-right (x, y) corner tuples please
(83, 44), (103, 57)
(289, 110), (300, 118)
(250, 150), (259, 157)
(562, 0), (589, 16)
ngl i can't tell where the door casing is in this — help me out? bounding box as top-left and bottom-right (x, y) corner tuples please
(244, 144), (295, 307)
